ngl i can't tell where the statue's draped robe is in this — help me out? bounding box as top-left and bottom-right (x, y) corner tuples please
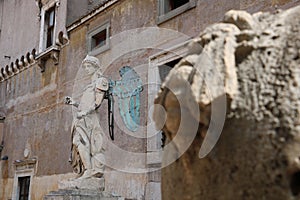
(70, 79), (106, 175)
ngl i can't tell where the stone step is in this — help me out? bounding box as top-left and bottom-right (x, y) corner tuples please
(43, 189), (124, 200)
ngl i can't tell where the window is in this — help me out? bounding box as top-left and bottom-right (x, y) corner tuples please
(37, 1), (60, 71)
(147, 39), (190, 169)
(157, 58), (182, 148)
(163, 0), (189, 13)
(12, 159), (36, 200)
(18, 176), (30, 200)
(158, 0), (196, 24)
(158, 58), (181, 81)
(45, 7), (55, 48)
(91, 29), (107, 50)
(87, 22), (110, 55)
(39, 3), (57, 52)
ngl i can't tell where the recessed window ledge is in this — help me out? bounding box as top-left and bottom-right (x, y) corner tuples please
(14, 158), (37, 171)
(36, 45), (60, 72)
(157, 0), (196, 25)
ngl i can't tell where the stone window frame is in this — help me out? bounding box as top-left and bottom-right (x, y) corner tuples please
(12, 168), (34, 200)
(157, 0), (196, 24)
(39, 0), (59, 53)
(147, 39), (190, 166)
(45, 6), (56, 48)
(87, 21), (110, 56)
(36, 0), (61, 72)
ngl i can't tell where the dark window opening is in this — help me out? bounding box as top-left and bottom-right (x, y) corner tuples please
(91, 29), (107, 50)
(164, 0), (190, 13)
(158, 0), (195, 24)
(158, 57), (182, 148)
(45, 7), (55, 48)
(18, 176), (30, 200)
(158, 57), (181, 82)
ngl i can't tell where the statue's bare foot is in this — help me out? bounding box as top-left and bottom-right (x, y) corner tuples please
(77, 169), (103, 179)
(92, 170), (103, 178)
(78, 169), (94, 179)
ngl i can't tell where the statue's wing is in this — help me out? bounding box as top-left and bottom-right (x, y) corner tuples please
(112, 66), (143, 132)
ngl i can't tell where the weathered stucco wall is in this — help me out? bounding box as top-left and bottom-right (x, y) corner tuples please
(1, 59), (72, 174)
(0, 58), (75, 199)
(0, 0), (39, 67)
(67, 0), (113, 26)
(0, 173), (74, 200)
(154, 5), (300, 200)
(0, 0), (68, 66)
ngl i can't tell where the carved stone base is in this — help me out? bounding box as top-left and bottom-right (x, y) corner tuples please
(44, 178), (124, 200)
(43, 189), (123, 200)
(58, 177), (105, 191)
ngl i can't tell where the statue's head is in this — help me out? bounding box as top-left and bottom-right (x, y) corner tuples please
(81, 55), (100, 75)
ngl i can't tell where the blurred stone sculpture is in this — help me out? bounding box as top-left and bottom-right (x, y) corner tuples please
(154, 6), (300, 200)
(65, 55), (108, 179)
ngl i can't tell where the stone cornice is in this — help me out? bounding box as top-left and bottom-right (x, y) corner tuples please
(14, 158), (37, 171)
(0, 49), (37, 82)
(67, 0), (119, 33)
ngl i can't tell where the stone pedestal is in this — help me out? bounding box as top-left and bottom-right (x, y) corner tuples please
(43, 189), (123, 200)
(58, 177), (105, 191)
(44, 178), (124, 200)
